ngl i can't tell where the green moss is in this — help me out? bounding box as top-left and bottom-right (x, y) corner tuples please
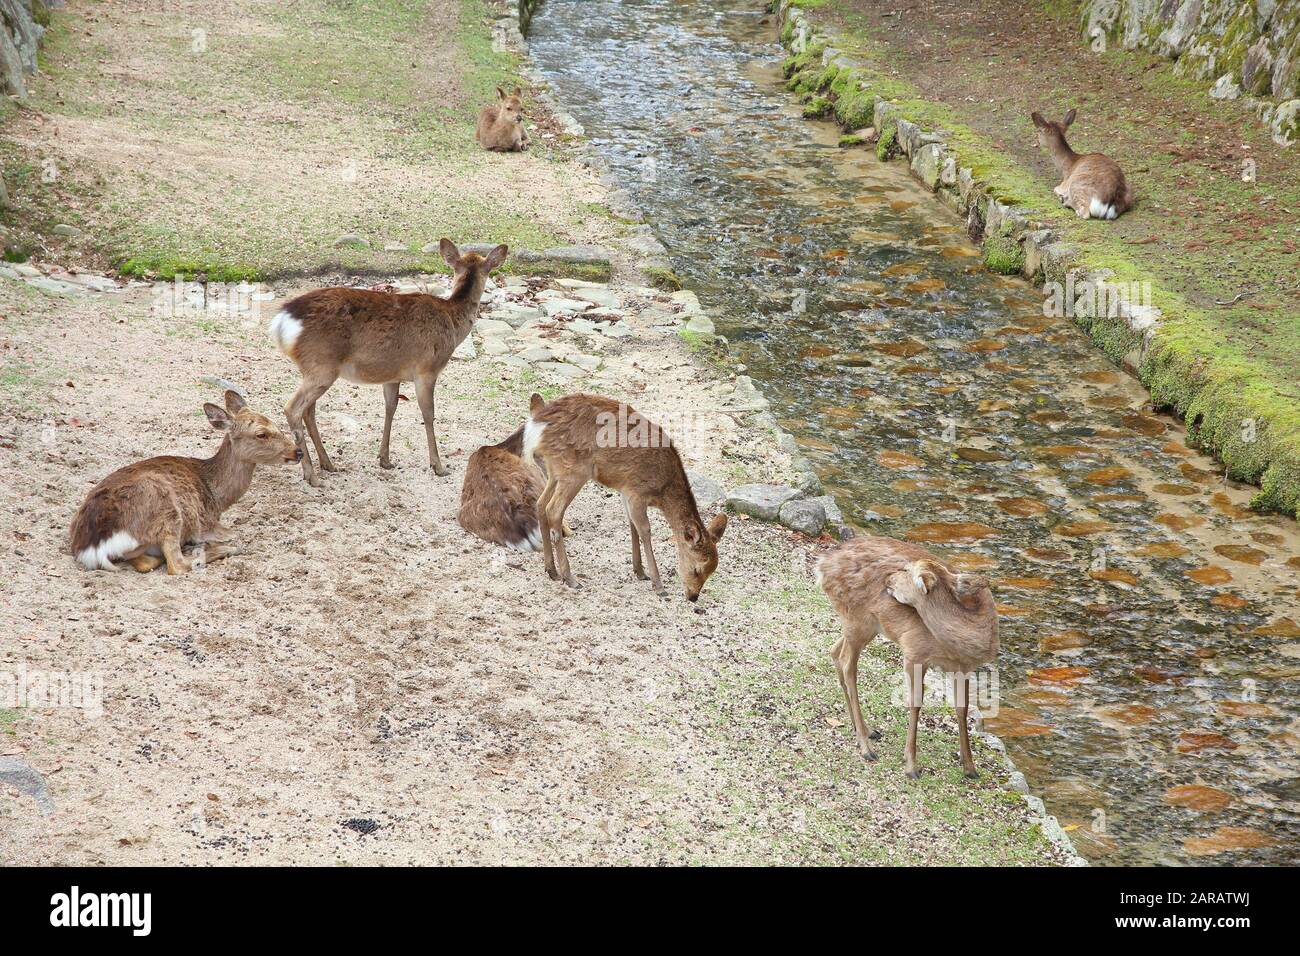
(875, 119), (897, 160)
(643, 264), (682, 291)
(802, 96), (832, 118)
(835, 85), (875, 131)
(119, 254), (263, 283)
(837, 133), (865, 147)
(981, 232), (1024, 275)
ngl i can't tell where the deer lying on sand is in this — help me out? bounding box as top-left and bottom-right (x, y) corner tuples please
(459, 422), (543, 551)
(817, 535), (998, 779)
(270, 239), (507, 486)
(522, 393), (727, 601)
(476, 86), (530, 152)
(70, 391), (299, 574)
(1032, 109), (1133, 220)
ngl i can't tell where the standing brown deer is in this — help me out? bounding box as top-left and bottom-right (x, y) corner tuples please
(69, 391), (299, 574)
(521, 393), (727, 600)
(1032, 109), (1134, 220)
(270, 239), (507, 486)
(816, 535), (998, 778)
(476, 86), (530, 152)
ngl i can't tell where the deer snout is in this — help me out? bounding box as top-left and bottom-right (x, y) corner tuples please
(686, 591), (699, 603)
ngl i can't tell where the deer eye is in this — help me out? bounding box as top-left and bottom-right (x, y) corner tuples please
(257, 431), (270, 439)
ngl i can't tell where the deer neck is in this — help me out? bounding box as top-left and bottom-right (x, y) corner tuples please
(911, 585), (986, 644)
(659, 463), (703, 537)
(199, 437), (256, 513)
(445, 271), (487, 335)
(1047, 132), (1079, 178)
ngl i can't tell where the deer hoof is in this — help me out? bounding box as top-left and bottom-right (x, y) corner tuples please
(431, 463), (450, 477)
(868, 729), (882, 741)
(861, 748), (878, 762)
(546, 566), (560, 581)
(963, 768), (979, 780)
(904, 768), (921, 780)
(379, 458), (395, 470)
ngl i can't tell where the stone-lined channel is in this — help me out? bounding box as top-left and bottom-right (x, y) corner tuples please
(529, 0), (1300, 865)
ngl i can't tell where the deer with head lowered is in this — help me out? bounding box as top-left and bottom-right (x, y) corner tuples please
(1032, 108), (1134, 220)
(69, 390), (299, 574)
(817, 535), (998, 779)
(522, 393), (727, 601)
(270, 239), (507, 486)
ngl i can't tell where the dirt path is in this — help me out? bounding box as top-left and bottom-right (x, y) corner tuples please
(0, 273), (1058, 864)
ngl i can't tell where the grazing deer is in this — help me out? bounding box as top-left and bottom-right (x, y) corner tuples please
(522, 393), (727, 601)
(270, 239), (507, 486)
(458, 422), (546, 551)
(1032, 109), (1133, 220)
(816, 535), (998, 778)
(69, 391), (299, 574)
(476, 86), (530, 152)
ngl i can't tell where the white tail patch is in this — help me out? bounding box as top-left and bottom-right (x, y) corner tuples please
(268, 308), (303, 353)
(506, 526), (543, 552)
(521, 418), (546, 466)
(76, 530), (139, 571)
(1089, 197), (1117, 220)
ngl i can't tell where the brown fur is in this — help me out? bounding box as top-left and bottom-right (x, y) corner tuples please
(523, 392), (727, 601)
(1032, 109), (1133, 220)
(458, 425), (547, 551)
(274, 239), (507, 485)
(817, 535), (998, 778)
(476, 86), (530, 152)
(69, 391), (298, 574)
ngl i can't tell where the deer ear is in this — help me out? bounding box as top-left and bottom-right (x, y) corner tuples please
(1030, 111), (1046, 128)
(708, 512), (728, 542)
(204, 403), (233, 431)
(513, 85), (523, 98)
(682, 521), (703, 545)
(497, 86), (506, 100)
(223, 389), (247, 414)
(953, 573), (990, 598)
(529, 392), (545, 413)
(1062, 108), (1076, 127)
(483, 243), (508, 272)
(439, 238), (461, 268)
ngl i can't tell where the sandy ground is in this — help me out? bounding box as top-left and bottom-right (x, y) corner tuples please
(0, 274), (1059, 865)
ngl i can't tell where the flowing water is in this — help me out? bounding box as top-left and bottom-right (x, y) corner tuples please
(529, 0), (1300, 865)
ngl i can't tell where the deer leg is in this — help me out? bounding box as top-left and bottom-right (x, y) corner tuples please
(622, 495), (647, 580)
(304, 401), (335, 473)
(161, 533), (191, 575)
(537, 474), (558, 580)
(833, 621), (878, 761)
(626, 498), (662, 592)
(904, 657), (927, 779)
(414, 374), (449, 477)
(545, 475), (587, 588)
(285, 379), (333, 487)
(955, 673), (977, 779)
(379, 382), (400, 470)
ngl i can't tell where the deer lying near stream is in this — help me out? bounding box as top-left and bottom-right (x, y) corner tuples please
(270, 239), (507, 486)
(522, 393), (727, 600)
(1032, 108), (1133, 220)
(817, 535), (998, 779)
(70, 391), (299, 574)
(476, 86), (530, 152)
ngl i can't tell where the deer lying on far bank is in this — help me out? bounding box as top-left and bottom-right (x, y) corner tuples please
(1032, 109), (1133, 220)
(522, 393), (727, 601)
(70, 391), (299, 574)
(477, 86), (530, 152)
(270, 239), (507, 486)
(817, 535), (998, 779)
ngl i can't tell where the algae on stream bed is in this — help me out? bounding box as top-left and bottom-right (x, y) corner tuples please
(529, 0), (1300, 865)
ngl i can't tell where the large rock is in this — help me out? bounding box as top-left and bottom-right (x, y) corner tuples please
(0, 0), (45, 100)
(688, 472), (726, 510)
(778, 498), (826, 536)
(726, 483), (801, 520)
